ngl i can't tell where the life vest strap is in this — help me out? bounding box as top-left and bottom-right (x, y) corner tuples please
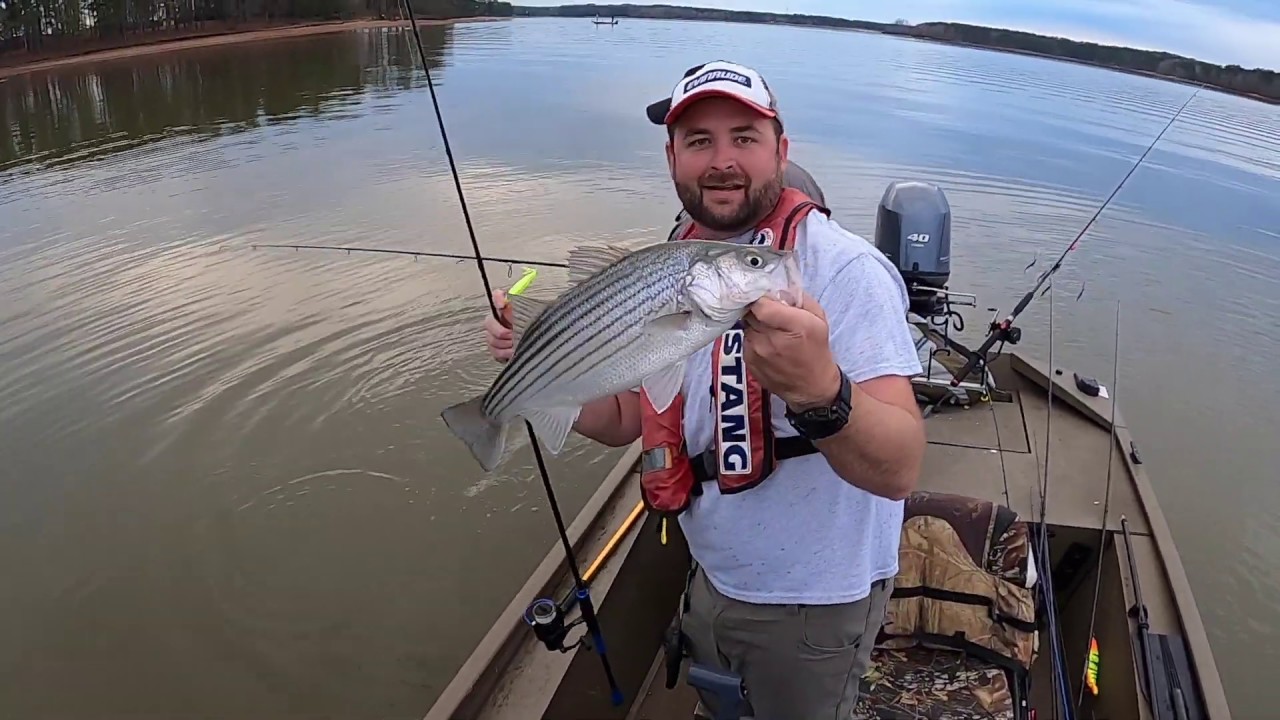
(690, 435), (819, 486)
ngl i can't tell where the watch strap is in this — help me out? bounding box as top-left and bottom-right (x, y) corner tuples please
(785, 371), (852, 440)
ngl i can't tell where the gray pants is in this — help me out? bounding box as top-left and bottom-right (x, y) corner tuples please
(681, 564), (893, 720)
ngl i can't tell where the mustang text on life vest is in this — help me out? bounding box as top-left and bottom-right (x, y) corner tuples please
(717, 326), (751, 476)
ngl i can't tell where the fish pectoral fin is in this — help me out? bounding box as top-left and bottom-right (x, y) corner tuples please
(524, 406), (582, 455)
(566, 243), (634, 285)
(642, 310), (697, 337)
(507, 293), (551, 346)
(641, 359), (687, 414)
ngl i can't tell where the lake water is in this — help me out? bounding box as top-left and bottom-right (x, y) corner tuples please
(1, 16), (1277, 718)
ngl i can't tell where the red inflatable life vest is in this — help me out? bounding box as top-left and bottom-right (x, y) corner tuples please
(639, 188), (831, 518)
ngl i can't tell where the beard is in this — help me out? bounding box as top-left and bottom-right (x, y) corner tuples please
(676, 164), (785, 235)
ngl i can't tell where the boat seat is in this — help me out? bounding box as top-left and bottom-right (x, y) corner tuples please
(853, 646), (1019, 719)
(852, 491), (1041, 720)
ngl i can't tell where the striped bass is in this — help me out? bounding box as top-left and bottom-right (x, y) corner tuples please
(441, 240), (803, 471)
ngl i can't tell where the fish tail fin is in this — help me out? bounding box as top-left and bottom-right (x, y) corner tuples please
(441, 396), (508, 472)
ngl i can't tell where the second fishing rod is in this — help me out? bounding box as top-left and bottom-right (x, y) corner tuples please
(396, 0), (623, 706)
(951, 84), (1202, 388)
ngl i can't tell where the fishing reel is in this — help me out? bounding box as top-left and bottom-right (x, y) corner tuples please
(994, 323), (1024, 346)
(984, 308), (1023, 346)
(523, 597), (588, 654)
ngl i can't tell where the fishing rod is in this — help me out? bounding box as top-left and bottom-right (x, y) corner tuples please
(395, 0), (623, 706)
(1120, 514), (1164, 716)
(1036, 286), (1075, 720)
(951, 84), (1203, 388)
(1078, 301), (1122, 710)
(249, 242), (570, 270)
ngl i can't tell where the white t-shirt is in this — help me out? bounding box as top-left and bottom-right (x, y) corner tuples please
(676, 210), (924, 606)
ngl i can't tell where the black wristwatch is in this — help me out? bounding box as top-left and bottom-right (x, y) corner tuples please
(785, 371), (852, 441)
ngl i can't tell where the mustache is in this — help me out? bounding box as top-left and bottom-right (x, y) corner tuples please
(698, 170), (750, 190)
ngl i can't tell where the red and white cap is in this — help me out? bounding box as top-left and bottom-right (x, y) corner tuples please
(646, 60), (780, 126)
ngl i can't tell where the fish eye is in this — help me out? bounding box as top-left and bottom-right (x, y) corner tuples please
(745, 253), (764, 268)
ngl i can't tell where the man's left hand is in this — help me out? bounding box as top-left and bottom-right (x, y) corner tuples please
(742, 291), (842, 411)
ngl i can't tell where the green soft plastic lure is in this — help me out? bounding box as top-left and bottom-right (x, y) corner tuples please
(508, 267), (538, 296)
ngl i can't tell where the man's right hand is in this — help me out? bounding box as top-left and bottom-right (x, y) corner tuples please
(485, 288), (515, 363)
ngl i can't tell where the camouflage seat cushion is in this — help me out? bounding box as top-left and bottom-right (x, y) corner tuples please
(852, 645), (1015, 720)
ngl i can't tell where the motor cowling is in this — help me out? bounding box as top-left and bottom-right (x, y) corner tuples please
(874, 181), (952, 317)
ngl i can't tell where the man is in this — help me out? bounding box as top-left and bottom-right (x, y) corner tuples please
(484, 60), (926, 719)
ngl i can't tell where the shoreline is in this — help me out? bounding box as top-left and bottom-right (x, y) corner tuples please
(5, 13), (1274, 107)
(517, 8), (1279, 107)
(886, 32), (1279, 106)
(0, 17), (505, 80)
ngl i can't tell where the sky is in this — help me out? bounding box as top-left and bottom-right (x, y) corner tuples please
(524, 0), (1280, 70)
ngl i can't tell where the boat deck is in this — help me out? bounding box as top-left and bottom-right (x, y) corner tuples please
(916, 354), (1150, 536)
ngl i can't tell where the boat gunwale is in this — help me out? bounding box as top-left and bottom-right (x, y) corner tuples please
(423, 442), (643, 720)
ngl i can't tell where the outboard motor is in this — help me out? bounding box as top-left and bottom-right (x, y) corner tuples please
(875, 181), (952, 318)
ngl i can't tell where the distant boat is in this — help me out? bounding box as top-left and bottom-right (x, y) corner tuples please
(591, 15), (618, 25)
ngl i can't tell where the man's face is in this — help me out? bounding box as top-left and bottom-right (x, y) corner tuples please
(666, 96), (789, 236)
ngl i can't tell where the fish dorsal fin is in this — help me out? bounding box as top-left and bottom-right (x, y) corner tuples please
(567, 243), (633, 285)
(507, 293), (552, 346)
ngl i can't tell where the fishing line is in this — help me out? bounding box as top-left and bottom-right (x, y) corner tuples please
(249, 243), (570, 269)
(985, 347), (1035, 718)
(952, 84), (1203, 388)
(396, 0), (622, 705)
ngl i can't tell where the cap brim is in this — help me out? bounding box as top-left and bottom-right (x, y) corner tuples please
(646, 98), (671, 125)
(662, 89), (777, 126)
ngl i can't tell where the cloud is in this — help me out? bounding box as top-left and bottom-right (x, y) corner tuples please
(1051, 0), (1280, 69)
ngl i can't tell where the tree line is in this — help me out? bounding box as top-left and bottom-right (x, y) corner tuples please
(0, 0), (511, 57)
(519, 3), (886, 31)
(1, 22), (450, 169)
(900, 22), (1278, 102)
(517, 4), (1278, 103)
